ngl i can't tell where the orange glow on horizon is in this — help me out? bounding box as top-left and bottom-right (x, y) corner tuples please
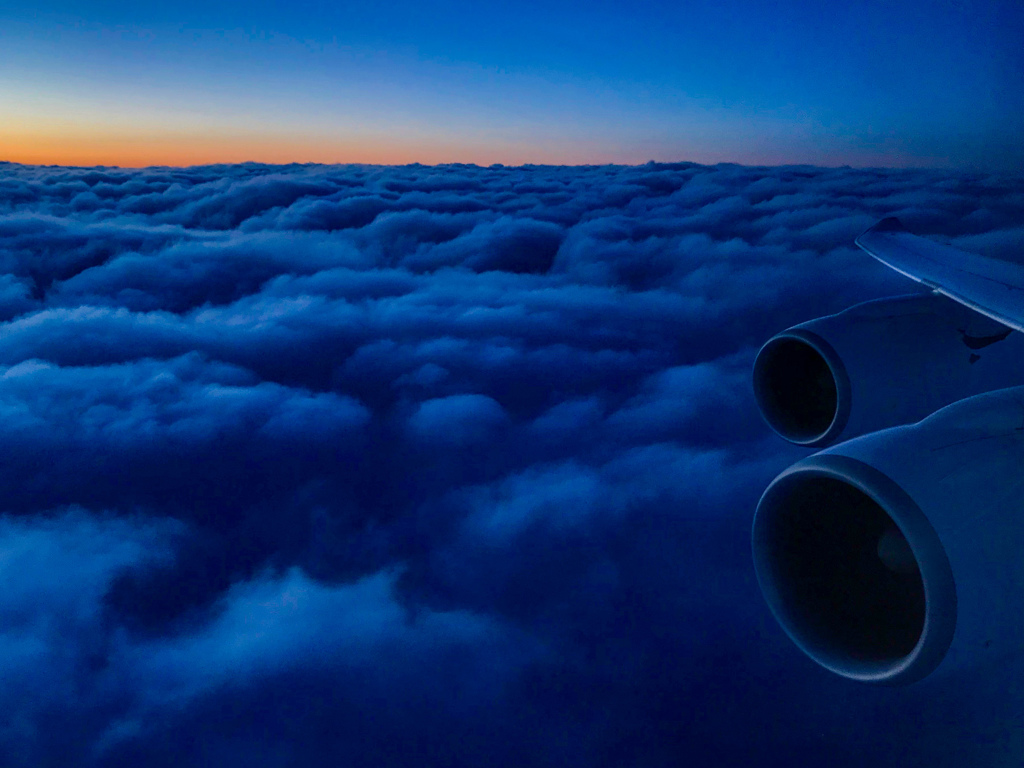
(0, 124), (658, 168)
(0, 122), (948, 170)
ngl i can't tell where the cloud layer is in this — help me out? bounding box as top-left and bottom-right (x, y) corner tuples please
(0, 159), (1023, 766)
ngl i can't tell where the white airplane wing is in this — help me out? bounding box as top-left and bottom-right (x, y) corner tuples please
(753, 217), (1024, 687)
(855, 217), (1024, 333)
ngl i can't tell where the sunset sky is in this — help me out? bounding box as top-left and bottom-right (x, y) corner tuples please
(3, 0), (1023, 169)
(4, 3), (1024, 764)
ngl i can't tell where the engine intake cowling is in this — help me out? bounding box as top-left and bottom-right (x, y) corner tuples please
(753, 293), (1024, 447)
(752, 386), (1024, 684)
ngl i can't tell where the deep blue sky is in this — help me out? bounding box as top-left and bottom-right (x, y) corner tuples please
(1, 0), (1022, 167)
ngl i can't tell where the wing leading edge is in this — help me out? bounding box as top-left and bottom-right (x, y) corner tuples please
(855, 218), (1024, 333)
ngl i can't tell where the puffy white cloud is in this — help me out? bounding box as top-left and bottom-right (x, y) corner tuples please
(0, 159), (1020, 766)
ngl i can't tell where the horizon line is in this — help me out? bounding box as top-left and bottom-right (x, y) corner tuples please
(0, 158), (979, 174)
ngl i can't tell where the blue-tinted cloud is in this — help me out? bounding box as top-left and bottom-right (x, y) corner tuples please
(0, 160), (1022, 766)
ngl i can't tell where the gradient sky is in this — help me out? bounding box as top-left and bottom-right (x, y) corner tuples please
(2, 0), (1023, 168)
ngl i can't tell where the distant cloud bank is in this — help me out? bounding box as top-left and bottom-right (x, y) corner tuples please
(0, 160), (1023, 766)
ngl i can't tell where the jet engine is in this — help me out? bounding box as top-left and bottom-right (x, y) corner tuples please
(753, 293), (1024, 446)
(752, 386), (1024, 684)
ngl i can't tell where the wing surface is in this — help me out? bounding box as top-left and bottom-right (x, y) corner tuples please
(855, 218), (1024, 333)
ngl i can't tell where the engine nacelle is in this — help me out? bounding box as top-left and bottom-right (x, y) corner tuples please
(753, 293), (1024, 447)
(752, 386), (1024, 684)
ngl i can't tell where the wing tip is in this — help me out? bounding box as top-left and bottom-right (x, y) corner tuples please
(855, 217), (907, 250)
